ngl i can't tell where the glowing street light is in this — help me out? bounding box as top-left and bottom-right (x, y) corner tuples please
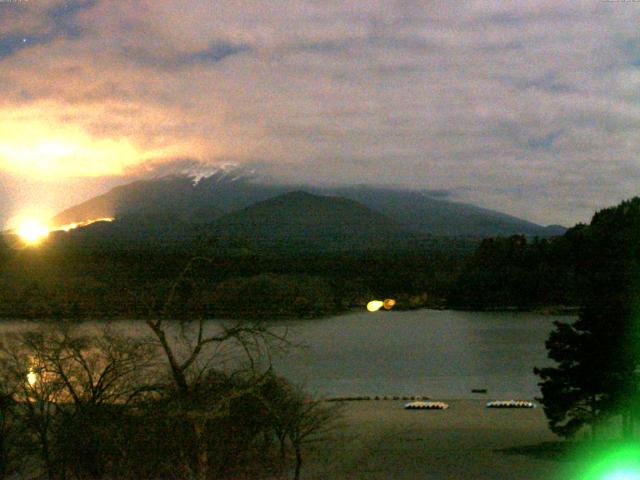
(383, 299), (396, 310)
(367, 300), (384, 312)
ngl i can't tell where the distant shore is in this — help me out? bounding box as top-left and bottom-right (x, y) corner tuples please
(0, 304), (580, 322)
(436, 305), (580, 315)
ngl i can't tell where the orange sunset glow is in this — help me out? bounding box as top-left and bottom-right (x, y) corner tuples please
(7, 214), (114, 247)
(16, 219), (49, 245)
(0, 114), (158, 178)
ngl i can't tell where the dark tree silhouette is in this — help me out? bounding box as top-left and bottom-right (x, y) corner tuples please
(535, 197), (640, 439)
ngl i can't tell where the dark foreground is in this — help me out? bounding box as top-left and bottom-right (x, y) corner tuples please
(304, 400), (563, 480)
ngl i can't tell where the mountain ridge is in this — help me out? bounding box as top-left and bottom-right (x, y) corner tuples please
(51, 172), (566, 239)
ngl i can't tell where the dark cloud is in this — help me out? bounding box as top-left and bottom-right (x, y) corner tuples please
(0, 0), (97, 59)
(47, 0), (98, 38)
(0, 32), (52, 59)
(122, 40), (249, 69)
(187, 41), (249, 64)
(527, 130), (563, 150)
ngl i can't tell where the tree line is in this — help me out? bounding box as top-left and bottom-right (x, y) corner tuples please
(0, 243), (471, 320)
(447, 231), (584, 309)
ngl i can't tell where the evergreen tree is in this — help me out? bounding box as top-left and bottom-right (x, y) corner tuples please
(535, 197), (640, 438)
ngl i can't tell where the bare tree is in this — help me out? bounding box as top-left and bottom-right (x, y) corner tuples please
(0, 384), (13, 480)
(19, 323), (156, 407)
(0, 322), (157, 480)
(133, 258), (289, 480)
(259, 375), (341, 480)
(288, 398), (338, 480)
(0, 329), (66, 480)
(0, 264), (331, 480)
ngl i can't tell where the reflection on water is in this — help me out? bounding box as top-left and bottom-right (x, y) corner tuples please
(0, 309), (566, 399)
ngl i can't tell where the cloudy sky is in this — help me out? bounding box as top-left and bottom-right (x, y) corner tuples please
(0, 0), (639, 227)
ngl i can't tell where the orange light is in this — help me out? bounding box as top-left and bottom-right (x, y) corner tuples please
(56, 217), (114, 232)
(16, 219), (49, 245)
(383, 299), (396, 310)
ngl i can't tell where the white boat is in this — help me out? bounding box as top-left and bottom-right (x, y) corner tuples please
(486, 400), (535, 409)
(404, 401), (449, 410)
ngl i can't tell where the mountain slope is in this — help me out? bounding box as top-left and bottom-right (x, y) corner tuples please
(51, 171), (565, 238)
(330, 187), (560, 237)
(52, 175), (228, 225)
(52, 191), (411, 253)
(52, 169), (282, 226)
(211, 191), (410, 251)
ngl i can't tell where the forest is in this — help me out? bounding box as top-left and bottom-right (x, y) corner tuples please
(0, 199), (638, 320)
(0, 237), (473, 320)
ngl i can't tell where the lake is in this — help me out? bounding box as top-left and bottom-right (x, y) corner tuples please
(0, 309), (567, 400)
(270, 309), (566, 400)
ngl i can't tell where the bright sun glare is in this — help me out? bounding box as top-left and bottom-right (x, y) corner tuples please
(0, 116), (142, 177)
(16, 219), (50, 245)
(0, 107), (196, 178)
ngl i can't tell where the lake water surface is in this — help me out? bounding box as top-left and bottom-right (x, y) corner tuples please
(270, 309), (567, 400)
(1, 309), (569, 400)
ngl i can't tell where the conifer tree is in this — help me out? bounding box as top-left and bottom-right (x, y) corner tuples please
(535, 197), (640, 438)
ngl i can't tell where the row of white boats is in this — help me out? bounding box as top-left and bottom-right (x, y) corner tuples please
(404, 400), (536, 410)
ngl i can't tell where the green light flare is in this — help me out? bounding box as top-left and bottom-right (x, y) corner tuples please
(567, 443), (640, 480)
(601, 469), (640, 480)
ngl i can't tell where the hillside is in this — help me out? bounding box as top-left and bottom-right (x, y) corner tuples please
(51, 171), (280, 226)
(332, 187), (565, 237)
(211, 191), (410, 251)
(51, 171), (565, 239)
(50, 191), (413, 253)
(52, 211), (200, 250)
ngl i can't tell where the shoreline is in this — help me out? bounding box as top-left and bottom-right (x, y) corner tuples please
(323, 395), (538, 402)
(0, 304), (581, 322)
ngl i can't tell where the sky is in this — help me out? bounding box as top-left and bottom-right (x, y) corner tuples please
(0, 0), (639, 228)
